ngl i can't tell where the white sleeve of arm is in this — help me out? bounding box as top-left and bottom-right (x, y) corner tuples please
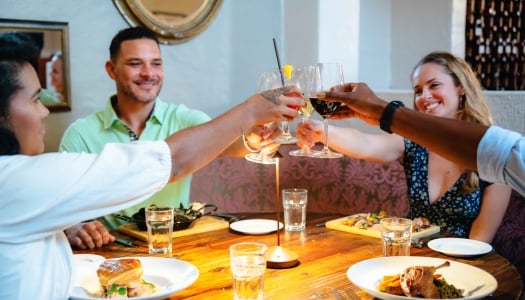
(478, 126), (525, 195)
(0, 140), (172, 241)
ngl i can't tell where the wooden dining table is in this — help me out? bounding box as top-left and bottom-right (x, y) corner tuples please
(73, 213), (523, 299)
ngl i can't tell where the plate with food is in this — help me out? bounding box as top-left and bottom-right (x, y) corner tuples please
(229, 219), (283, 235)
(325, 211), (440, 239)
(347, 256), (497, 299)
(70, 256), (199, 300)
(428, 238), (493, 257)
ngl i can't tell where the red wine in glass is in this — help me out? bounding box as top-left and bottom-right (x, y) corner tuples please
(309, 98), (341, 118)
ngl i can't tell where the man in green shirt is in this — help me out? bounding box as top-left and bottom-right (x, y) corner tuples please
(60, 27), (277, 249)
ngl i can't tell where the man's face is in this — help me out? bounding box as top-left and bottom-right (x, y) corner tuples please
(107, 38), (163, 104)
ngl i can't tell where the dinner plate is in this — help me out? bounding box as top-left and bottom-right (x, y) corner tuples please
(428, 238), (493, 257)
(347, 256), (497, 300)
(70, 256), (199, 300)
(73, 254), (105, 264)
(229, 219), (283, 235)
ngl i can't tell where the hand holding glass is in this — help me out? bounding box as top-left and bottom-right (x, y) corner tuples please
(309, 63), (344, 158)
(289, 65), (322, 157)
(273, 67), (303, 144)
(245, 71), (280, 164)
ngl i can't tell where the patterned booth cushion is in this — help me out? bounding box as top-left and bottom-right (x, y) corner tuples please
(190, 144), (409, 216)
(492, 190), (525, 284)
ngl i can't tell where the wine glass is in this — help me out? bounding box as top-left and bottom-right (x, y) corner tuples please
(309, 62), (344, 159)
(244, 71), (280, 164)
(289, 65), (322, 157)
(273, 66), (301, 144)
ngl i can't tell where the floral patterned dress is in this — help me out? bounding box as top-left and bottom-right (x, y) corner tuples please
(403, 139), (489, 237)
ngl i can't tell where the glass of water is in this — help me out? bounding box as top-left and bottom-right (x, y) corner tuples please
(282, 188), (308, 231)
(145, 206), (174, 256)
(230, 242), (267, 300)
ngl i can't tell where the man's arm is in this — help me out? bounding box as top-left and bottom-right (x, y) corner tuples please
(389, 107), (487, 170)
(320, 82), (525, 195)
(320, 82), (487, 171)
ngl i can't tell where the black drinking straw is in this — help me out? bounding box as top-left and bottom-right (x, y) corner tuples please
(272, 38), (285, 86)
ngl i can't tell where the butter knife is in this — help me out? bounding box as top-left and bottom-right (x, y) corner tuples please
(114, 237), (139, 248)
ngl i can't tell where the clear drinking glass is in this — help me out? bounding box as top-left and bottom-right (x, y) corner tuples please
(289, 65), (322, 157)
(309, 62), (344, 159)
(145, 206), (174, 255)
(245, 71), (280, 165)
(273, 66), (302, 145)
(230, 242), (267, 300)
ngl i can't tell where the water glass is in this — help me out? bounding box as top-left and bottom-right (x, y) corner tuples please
(230, 242), (267, 300)
(282, 188), (308, 231)
(380, 217), (412, 256)
(145, 206), (174, 255)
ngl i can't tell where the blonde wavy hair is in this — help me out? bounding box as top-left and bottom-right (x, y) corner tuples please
(410, 51), (492, 193)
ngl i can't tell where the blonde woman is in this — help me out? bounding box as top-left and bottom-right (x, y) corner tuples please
(297, 51), (511, 242)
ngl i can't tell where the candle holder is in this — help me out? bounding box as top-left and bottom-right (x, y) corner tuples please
(266, 151), (299, 269)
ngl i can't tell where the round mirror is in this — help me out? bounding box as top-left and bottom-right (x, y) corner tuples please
(113, 0), (222, 44)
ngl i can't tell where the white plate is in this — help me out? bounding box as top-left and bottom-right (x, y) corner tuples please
(73, 254), (106, 264)
(428, 238), (493, 257)
(70, 256), (199, 300)
(347, 256), (497, 300)
(229, 219), (283, 235)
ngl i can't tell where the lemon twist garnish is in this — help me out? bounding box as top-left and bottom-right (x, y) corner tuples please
(283, 64), (293, 81)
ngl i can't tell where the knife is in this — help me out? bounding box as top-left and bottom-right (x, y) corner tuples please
(114, 237), (139, 248)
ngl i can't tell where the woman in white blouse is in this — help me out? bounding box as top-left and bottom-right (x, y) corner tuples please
(0, 32), (302, 300)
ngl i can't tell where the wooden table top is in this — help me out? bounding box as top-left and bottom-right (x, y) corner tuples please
(74, 213), (523, 299)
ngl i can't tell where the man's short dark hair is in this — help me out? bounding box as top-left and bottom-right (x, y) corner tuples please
(109, 27), (159, 61)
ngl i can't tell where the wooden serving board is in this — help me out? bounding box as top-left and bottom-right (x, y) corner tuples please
(325, 215), (440, 239)
(118, 216), (229, 241)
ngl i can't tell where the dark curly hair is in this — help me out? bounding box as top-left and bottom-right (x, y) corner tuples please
(0, 32), (41, 155)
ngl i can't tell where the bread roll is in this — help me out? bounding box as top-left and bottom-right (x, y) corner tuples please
(97, 258), (155, 298)
(97, 258), (143, 287)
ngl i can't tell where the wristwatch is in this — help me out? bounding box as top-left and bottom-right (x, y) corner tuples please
(379, 100), (404, 134)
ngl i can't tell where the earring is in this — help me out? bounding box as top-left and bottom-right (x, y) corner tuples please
(459, 94), (466, 109)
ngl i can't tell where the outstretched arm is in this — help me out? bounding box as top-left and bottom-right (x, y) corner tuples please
(387, 107), (487, 170)
(318, 82), (487, 170)
(165, 90), (302, 180)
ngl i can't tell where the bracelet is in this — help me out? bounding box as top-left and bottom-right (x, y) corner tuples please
(242, 133), (260, 153)
(379, 100), (404, 134)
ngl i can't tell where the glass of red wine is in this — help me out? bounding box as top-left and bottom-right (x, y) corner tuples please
(309, 63), (344, 159)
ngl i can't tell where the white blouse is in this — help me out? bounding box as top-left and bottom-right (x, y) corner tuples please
(0, 141), (171, 300)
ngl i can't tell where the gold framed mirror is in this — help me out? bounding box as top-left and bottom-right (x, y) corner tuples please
(113, 0), (222, 44)
(0, 19), (71, 112)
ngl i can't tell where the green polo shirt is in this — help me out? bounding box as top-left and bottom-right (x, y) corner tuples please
(59, 96), (211, 229)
